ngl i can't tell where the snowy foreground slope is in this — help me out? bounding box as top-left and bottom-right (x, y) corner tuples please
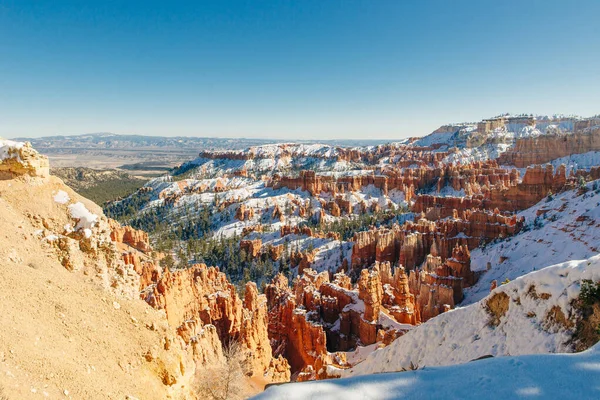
(341, 255), (600, 376)
(254, 343), (600, 400)
(255, 255), (600, 399)
(464, 181), (600, 304)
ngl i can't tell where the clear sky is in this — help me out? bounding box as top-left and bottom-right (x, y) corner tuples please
(1, 0), (599, 140)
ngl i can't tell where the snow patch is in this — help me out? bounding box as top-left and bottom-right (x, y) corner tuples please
(68, 202), (98, 232)
(53, 190), (70, 204)
(0, 139), (25, 161)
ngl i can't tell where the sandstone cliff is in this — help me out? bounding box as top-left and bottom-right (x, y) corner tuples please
(499, 126), (600, 167)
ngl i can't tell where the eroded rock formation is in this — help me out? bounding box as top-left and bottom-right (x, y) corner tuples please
(110, 223), (153, 253)
(143, 264), (290, 381)
(351, 209), (522, 271)
(264, 267), (416, 380)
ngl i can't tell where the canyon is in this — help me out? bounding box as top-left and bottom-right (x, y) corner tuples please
(2, 113), (600, 398)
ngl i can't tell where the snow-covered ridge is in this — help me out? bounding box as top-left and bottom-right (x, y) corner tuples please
(203, 143), (346, 158)
(548, 151), (600, 174)
(342, 253), (600, 377)
(411, 115), (595, 149)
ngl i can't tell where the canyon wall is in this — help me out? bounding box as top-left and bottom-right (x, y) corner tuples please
(499, 126), (600, 167)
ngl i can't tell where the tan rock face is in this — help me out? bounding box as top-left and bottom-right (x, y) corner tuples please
(0, 141), (49, 179)
(358, 269), (383, 322)
(349, 203), (520, 322)
(269, 243), (285, 261)
(0, 140), (50, 179)
(412, 163), (597, 215)
(378, 262), (419, 324)
(483, 164), (566, 211)
(270, 161), (517, 201)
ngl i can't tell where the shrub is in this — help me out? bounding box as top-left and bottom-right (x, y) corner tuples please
(573, 279), (600, 352)
(580, 279), (600, 306)
(196, 341), (247, 400)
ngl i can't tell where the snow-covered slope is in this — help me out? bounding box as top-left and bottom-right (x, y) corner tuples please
(180, 143), (367, 178)
(464, 181), (600, 304)
(340, 254), (600, 376)
(442, 142), (512, 164)
(254, 342), (600, 400)
(548, 151), (600, 174)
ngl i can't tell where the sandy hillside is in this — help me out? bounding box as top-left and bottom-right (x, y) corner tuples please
(0, 175), (184, 400)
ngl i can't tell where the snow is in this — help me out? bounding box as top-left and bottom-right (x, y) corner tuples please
(254, 343), (600, 400)
(67, 202), (98, 232)
(342, 254), (600, 376)
(443, 143), (512, 164)
(43, 234), (60, 242)
(53, 190), (70, 204)
(412, 130), (460, 147)
(377, 311), (413, 332)
(464, 181), (600, 304)
(0, 139), (25, 161)
(548, 151), (600, 174)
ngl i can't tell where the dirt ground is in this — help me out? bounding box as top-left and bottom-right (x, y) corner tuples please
(0, 176), (180, 399)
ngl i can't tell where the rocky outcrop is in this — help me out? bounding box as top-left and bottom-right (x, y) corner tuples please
(483, 164), (568, 211)
(378, 262), (419, 324)
(236, 203), (255, 221)
(240, 238), (262, 258)
(0, 140), (49, 179)
(404, 244), (474, 322)
(358, 269), (383, 322)
(122, 252), (161, 290)
(350, 207), (517, 322)
(270, 161), (519, 202)
(110, 223), (153, 253)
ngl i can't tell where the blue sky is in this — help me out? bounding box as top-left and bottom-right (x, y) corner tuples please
(1, 0), (599, 139)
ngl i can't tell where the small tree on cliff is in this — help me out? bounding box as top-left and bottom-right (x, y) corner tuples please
(579, 176), (588, 192)
(196, 341), (247, 400)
